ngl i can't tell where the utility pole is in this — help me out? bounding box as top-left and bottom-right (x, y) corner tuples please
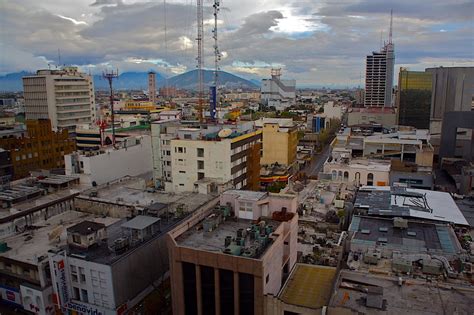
(103, 69), (119, 146)
(196, 0), (204, 122)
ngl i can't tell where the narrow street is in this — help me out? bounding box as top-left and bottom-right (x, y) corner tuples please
(305, 141), (333, 177)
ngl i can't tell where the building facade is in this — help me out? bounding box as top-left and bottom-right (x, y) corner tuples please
(48, 216), (169, 315)
(65, 135), (152, 186)
(397, 68), (432, 129)
(364, 42), (395, 107)
(167, 190), (298, 315)
(426, 66), (474, 134)
(323, 159), (391, 187)
(0, 120), (76, 180)
(347, 107), (397, 127)
(260, 69), (296, 111)
(260, 120), (297, 167)
(148, 72), (156, 104)
(23, 67), (96, 132)
(170, 130), (262, 193)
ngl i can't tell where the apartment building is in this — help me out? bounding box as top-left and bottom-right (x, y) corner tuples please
(48, 215), (170, 315)
(152, 121), (262, 193)
(170, 129), (262, 193)
(255, 118), (297, 167)
(364, 42), (395, 107)
(0, 210), (118, 315)
(167, 190), (298, 315)
(23, 67), (96, 132)
(0, 119), (76, 179)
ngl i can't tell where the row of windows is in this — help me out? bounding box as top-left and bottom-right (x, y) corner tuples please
(56, 97), (91, 104)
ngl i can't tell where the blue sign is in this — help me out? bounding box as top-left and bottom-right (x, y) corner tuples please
(209, 86), (217, 120)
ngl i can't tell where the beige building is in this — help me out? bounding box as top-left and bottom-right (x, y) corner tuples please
(257, 118), (298, 167)
(167, 190), (298, 315)
(170, 129), (262, 193)
(347, 107), (396, 127)
(23, 67), (96, 131)
(323, 158), (391, 186)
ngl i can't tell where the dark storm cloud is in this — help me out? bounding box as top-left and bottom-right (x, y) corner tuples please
(1, 0), (473, 85)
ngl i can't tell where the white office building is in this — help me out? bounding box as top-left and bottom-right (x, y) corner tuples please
(65, 135), (153, 186)
(23, 67), (96, 131)
(261, 69), (296, 110)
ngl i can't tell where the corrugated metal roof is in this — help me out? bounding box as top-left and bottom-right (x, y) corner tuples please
(279, 264), (337, 309)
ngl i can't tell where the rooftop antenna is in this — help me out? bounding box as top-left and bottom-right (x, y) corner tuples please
(389, 9), (393, 44)
(196, 0), (205, 122)
(380, 31), (383, 49)
(103, 69), (119, 146)
(57, 48), (61, 69)
(163, 0), (169, 99)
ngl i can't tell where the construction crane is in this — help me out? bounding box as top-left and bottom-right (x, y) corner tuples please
(196, 0), (204, 122)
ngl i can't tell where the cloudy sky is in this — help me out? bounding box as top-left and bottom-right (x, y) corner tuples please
(1, 0), (473, 86)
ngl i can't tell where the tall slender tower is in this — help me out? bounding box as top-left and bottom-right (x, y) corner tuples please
(103, 69), (119, 145)
(364, 10), (395, 107)
(210, 0), (220, 121)
(148, 71), (157, 104)
(196, 0), (204, 122)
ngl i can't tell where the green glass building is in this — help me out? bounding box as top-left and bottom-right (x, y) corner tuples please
(397, 69), (432, 129)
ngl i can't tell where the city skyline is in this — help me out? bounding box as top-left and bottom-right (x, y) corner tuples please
(1, 0), (473, 86)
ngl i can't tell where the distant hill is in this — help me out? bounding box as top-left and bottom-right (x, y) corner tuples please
(0, 71), (34, 92)
(165, 69), (258, 90)
(0, 69), (258, 92)
(250, 79), (261, 87)
(93, 72), (166, 90)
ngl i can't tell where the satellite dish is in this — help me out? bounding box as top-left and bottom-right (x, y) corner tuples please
(218, 128), (232, 138)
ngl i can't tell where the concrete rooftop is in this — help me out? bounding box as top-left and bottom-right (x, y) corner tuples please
(0, 211), (120, 265)
(176, 217), (281, 259)
(330, 270), (474, 315)
(87, 177), (214, 210)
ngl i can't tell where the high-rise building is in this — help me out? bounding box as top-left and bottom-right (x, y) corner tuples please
(397, 68), (432, 129)
(148, 71), (156, 104)
(364, 12), (395, 107)
(426, 67), (474, 134)
(23, 67), (96, 132)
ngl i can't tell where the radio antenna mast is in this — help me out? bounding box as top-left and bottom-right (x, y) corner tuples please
(211, 0), (221, 121)
(196, 0), (204, 122)
(103, 69), (119, 146)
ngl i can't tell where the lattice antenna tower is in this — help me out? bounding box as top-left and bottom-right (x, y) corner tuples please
(196, 0), (205, 122)
(102, 69), (119, 146)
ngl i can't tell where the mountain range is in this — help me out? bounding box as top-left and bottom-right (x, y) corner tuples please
(0, 69), (258, 92)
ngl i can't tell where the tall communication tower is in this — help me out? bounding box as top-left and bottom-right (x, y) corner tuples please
(103, 69), (119, 146)
(196, 0), (204, 122)
(210, 0), (221, 121)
